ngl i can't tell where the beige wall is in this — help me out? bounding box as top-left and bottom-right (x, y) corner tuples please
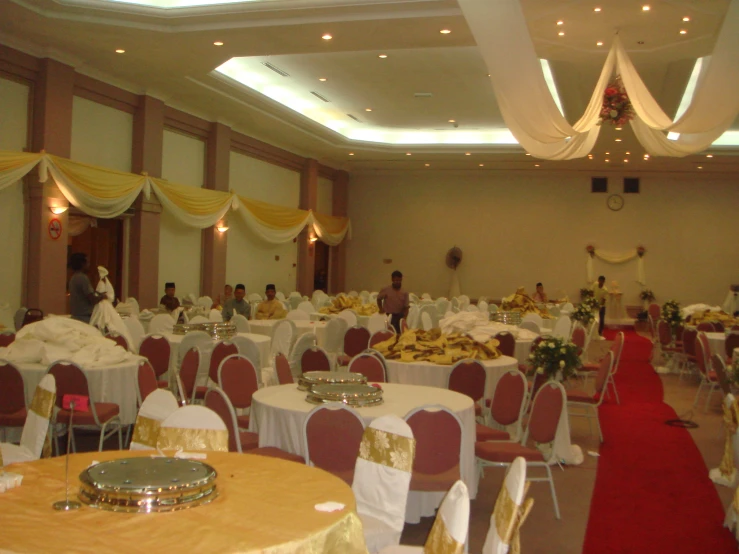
(226, 152), (299, 295)
(159, 129), (205, 300)
(71, 97), (133, 172)
(317, 176), (333, 215)
(345, 170), (739, 306)
(0, 77), (29, 313)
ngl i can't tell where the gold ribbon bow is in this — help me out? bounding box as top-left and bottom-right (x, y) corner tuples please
(358, 427), (415, 473)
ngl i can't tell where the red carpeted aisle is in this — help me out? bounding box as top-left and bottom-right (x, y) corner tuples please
(582, 329), (737, 553)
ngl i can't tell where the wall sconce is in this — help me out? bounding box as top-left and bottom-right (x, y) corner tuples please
(49, 206), (68, 215)
(216, 221), (229, 233)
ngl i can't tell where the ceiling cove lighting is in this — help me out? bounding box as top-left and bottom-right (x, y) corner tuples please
(642, 5), (650, 11)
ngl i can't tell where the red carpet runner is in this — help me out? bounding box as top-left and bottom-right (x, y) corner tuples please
(582, 329), (737, 553)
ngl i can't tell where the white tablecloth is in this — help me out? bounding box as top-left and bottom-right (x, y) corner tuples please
(14, 359), (140, 425)
(249, 320), (329, 349)
(309, 312), (371, 329)
(385, 355), (518, 399)
(514, 339), (533, 365)
(705, 332), (726, 358)
(249, 383), (477, 523)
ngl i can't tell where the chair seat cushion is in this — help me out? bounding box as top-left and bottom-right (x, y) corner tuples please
(580, 362), (599, 371)
(409, 464), (460, 491)
(566, 389), (599, 404)
(157, 380), (169, 388)
(239, 431), (260, 451)
(193, 386), (208, 400)
(0, 408), (27, 427)
(237, 414), (250, 429)
(707, 371), (718, 382)
(475, 441), (545, 463)
(476, 423), (510, 442)
(247, 447), (305, 464)
(57, 403), (120, 425)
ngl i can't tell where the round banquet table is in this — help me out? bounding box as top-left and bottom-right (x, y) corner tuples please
(309, 312), (371, 329)
(249, 383), (477, 523)
(514, 338), (534, 365)
(0, 450), (366, 554)
(384, 355), (518, 399)
(14, 358), (140, 426)
(249, 320), (329, 349)
(705, 332), (726, 358)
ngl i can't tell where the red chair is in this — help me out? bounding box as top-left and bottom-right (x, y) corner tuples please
(494, 331), (516, 358)
(0, 331), (15, 347)
(178, 347), (207, 404)
(47, 361), (122, 452)
(274, 353), (294, 384)
(136, 360), (158, 407)
(303, 404), (365, 485)
(301, 347), (331, 372)
(694, 340), (720, 412)
(697, 322), (716, 332)
(0, 361), (27, 434)
(681, 327), (699, 374)
(566, 351), (614, 442)
(519, 336), (545, 374)
(478, 369), (527, 442)
(21, 309), (43, 328)
(571, 325), (586, 356)
(447, 359), (486, 420)
(647, 303), (661, 323)
(344, 326), (371, 358)
(218, 355), (259, 430)
(725, 333), (739, 363)
(404, 405), (463, 492)
(578, 331), (624, 404)
(106, 332), (129, 351)
(400, 318), (408, 332)
(476, 380), (566, 519)
(712, 354), (731, 395)
(209, 340), (238, 384)
(713, 321), (725, 333)
(138, 335), (171, 388)
(347, 353), (386, 382)
(369, 330), (394, 348)
(205, 387), (259, 453)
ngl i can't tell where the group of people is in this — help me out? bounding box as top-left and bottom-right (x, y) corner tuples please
(159, 282), (286, 321)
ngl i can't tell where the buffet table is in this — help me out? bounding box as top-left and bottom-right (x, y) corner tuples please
(249, 383), (476, 523)
(0, 450), (366, 554)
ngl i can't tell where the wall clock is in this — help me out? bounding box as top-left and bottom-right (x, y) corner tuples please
(607, 194), (624, 211)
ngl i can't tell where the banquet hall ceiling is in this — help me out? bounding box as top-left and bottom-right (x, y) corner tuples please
(1, 0), (737, 173)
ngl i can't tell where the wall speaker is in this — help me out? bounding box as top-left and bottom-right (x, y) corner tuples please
(624, 177), (640, 193)
(591, 177), (608, 193)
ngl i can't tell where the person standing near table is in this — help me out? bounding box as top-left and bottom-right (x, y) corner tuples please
(255, 284), (287, 320)
(160, 282), (180, 312)
(532, 282), (548, 303)
(68, 253), (107, 324)
(377, 270), (410, 333)
(222, 284), (250, 321)
(592, 275), (608, 338)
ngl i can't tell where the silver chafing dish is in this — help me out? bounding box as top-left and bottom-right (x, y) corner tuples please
(298, 371), (368, 392)
(78, 457), (218, 513)
(172, 322), (236, 340)
(306, 383), (383, 407)
(492, 311), (523, 326)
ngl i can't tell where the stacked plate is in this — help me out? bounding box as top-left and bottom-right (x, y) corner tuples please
(306, 383), (384, 407)
(298, 371), (367, 392)
(492, 311), (523, 326)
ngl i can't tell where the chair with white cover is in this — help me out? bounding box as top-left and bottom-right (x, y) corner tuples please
(208, 309), (224, 322)
(566, 351), (614, 442)
(288, 333), (317, 377)
(353, 414), (416, 553)
(323, 316), (349, 357)
(289, 296), (302, 310)
(249, 293), (264, 304)
(552, 315), (571, 339)
(338, 309), (358, 327)
(478, 300), (489, 314)
(458, 295), (471, 310)
(125, 297), (140, 316)
(0, 374), (55, 466)
(406, 305), (420, 329)
(287, 310), (310, 321)
(420, 311), (433, 331)
(559, 302), (574, 315)
(359, 290), (370, 304)
(197, 296), (213, 310)
(188, 315), (209, 324)
(275, 291), (286, 301)
(367, 313), (388, 335)
(489, 303), (499, 314)
(379, 480), (470, 554)
(518, 320), (540, 334)
(435, 298), (451, 317)
(481, 457), (534, 554)
(521, 312), (543, 328)
(297, 301), (315, 314)
(303, 403), (365, 485)
(123, 316), (146, 352)
(148, 313), (175, 335)
(129, 389), (179, 451)
(465, 305), (479, 312)
(270, 319), (296, 358)
(13, 308), (27, 331)
(156, 405), (229, 452)
(230, 314), (250, 332)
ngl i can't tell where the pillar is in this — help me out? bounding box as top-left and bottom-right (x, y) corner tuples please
(129, 95), (164, 308)
(26, 58), (75, 314)
(296, 159), (319, 295)
(329, 170), (349, 294)
(201, 122), (231, 300)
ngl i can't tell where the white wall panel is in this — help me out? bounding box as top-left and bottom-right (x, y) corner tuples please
(71, 96), (133, 172)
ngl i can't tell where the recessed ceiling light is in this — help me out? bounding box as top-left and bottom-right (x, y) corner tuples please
(594, 7), (601, 12)
(706, 154), (713, 158)
(448, 119), (456, 123)
(596, 41), (604, 46)
(487, 74), (491, 77)
(349, 152), (354, 156)
(465, 152), (471, 156)
(605, 152), (610, 155)
(698, 166), (703, 169)
(322, 34), (333, 40)
(479, 164), (484, 167)
(406, 153), (412, 156)
(318, 77), (327, 82)
(534, 164), (540, 167)
(213, 41), (224, 46)
(615, 138), (622, 142)
(605, 159), (610, 162)
(615, 127), (622, 131)
(425, 163), (430, 167)
(440, 29), (451, 34)
(525, 153), (531, 156)
(378, 54), (388, 59)
(115, 49), (125, 54)
(557, 20), (564, 25)
(624, 159), (629, 163)
(679, 29), (687, 34)
(626, 152), (631, 155)
(558, 31), (565, 36)
(365, 108), (372, 112)
(683, 16), (690, 22)
(642, 5), (650, 11)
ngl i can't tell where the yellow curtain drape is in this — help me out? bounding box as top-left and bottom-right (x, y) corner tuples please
(0, 151), (43, 192)
(239, 196), (311, 229)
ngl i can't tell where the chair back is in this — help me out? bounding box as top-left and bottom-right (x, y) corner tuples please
(435, 298), (451, 317)
(697, 322), (715, 332)
(179, 347), (201, 403)
(336, 309), (357, 328)
(518, 320), (540, 334)
(13, 308), (27, 331)
(323, 317), (349, 354)
(157, 405), (229, 452)
(482, 457), (532, 553)
(177, 330), (211, 365)
(136, 360), (159, 406)
(47, 361), (90, 407)
(552, 315), (571, 339)
(286, 310), (309, 321)
(571, 325), (586, 352)
(594, 351), (614, 395)
(424, 481), (470, 554)
(230, 314), (250, 332)
(0, 360), (26, 415)
(494, 331), (516, 357)
(274, 353), (294, 384)
(18, 374), (56, 459)
(304, 404), (365, 484)
(369, 330), (394, 348)
(218, 354), (259, 410)
(208, 309), (224, 322)
(301, 347), (331, 372)
(694, 339), (708, 378)
(344, 325), (371, 357)
(448, 359), (486, 403)
(22, 308), (44, 327)
(123, 317), (145, 351)
(189, 315), (209, 324)
(148, 313), (175, 335)
(0, 331), (16, 347)
(138, 335), (171, 379)
(647, 303), (661, 323)
(105, 332), (129, 351)
(712, 355), (731, 395)
(713, 321), (725, 332)
(288, 333), (317, 375)
(526, 381), (565, 446)
(405, 405), (462, 484)
(682, 327), (698, 357)
(352, 414), (415, 534)
(297, 301), (315, 314)
(130, 389), (179, 450)
(204, 387), (243, 452)
(609, 331), (625, 375)
(657, 319), (673, 346)
(347, 354), (386, 382)
(490, 370), (528, 426)
(521, 313), (543, 327)
(270, 319), (295, 357)
(726, 332), (739, 359)
(367, 313), (387, 335)
(209, 340), (239, 383)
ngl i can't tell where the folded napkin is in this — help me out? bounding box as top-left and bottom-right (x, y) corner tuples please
(174, 451), (207, 460)
(314, 501), (345, 512)
(0, 472), (23, 493)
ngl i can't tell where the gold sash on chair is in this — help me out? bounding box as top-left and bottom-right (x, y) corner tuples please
(131, 416), (162, 449)
(157, 427), (229, 452)
(29, 385), (56, 459)
(719, 399), (739, 481)
(357, 427), (415, 472)
(494, 481), (534, 554)
(425, 514), (463, 554)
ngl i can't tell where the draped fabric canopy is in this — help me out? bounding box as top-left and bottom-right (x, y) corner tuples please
(586, 248), (646, 286)
(458, 0), (739, 160)
(0, 151), (351, 245)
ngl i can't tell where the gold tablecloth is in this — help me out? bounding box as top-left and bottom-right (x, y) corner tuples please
(0, 450), (367, 554)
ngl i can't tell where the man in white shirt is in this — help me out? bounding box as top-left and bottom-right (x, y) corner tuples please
(592, 275), (608, 338)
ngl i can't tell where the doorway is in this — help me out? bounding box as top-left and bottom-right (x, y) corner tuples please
(313, 241), (330, 293)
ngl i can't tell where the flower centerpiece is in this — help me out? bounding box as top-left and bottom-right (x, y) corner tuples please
(661, 299), (683, 330)
(580, 287), (594, 300)
(640, 289), (655, 302)
(598, 76), (635, 126)
(572, 297), (599, 326)
(528, 337), (582, 381)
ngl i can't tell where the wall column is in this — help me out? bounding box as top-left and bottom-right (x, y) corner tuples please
(129, 95), (164, 308)
(201, 122), (231, 301)
(26, 58), (74, 314)
(296, 159), (319, 295)
(329, 170), (349, 294)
